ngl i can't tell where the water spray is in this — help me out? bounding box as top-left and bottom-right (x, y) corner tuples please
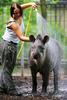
(35, 8), (38, 12)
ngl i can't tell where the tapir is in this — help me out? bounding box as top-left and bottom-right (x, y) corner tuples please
(29, 34), (62, 95)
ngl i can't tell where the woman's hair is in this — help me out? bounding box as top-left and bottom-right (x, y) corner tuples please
(10, 2), (23, 17)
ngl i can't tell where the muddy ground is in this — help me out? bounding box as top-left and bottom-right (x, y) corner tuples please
(0, 76), (67, 100)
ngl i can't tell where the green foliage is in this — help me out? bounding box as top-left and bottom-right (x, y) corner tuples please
(48, 0), (60, 4)
(0, 6), (10, 40)
(0, 0), (12, 5)
(49, 22), (67, 45)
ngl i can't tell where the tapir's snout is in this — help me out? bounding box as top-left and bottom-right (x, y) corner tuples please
(33, 53), (40, 59)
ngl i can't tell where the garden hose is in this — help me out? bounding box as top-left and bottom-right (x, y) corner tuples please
(17, 8), (32, 59)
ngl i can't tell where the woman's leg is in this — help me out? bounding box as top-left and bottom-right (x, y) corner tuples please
(0, 41), (17, 94)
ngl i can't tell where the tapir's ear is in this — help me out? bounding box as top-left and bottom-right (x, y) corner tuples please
(42, 35), (49, 44)
(29, 35), (35, 42)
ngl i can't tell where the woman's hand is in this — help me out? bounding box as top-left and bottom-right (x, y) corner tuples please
(31, 2), (37, 9)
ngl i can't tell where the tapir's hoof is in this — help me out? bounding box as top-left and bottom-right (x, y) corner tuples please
(53, 90), (59, 95)
(41, 92), (48, 96)
(32, 91), (37, 96)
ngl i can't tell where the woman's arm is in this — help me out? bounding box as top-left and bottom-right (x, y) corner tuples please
(21, 2), (37, 10)
(8, 22), (29, 42)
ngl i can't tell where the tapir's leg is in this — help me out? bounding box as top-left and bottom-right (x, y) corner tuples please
(42, 69), (49, 93)
(53, 65), (59, 94)
(31, 69), (37, 93)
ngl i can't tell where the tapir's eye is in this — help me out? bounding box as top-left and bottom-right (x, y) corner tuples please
(31, 45), (36, 49)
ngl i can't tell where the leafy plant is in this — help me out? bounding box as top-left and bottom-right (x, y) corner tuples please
(49, 22), (67, 45)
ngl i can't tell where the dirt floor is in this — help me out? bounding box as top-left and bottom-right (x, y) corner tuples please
(0, 76), (67, 100)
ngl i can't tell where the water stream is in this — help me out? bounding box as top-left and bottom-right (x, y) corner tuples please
(36, 9), (67, 77)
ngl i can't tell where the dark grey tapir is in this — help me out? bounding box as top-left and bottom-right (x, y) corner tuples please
(29, 34), (62, 94)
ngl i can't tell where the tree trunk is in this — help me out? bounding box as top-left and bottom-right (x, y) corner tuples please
(40, 0), (47, 19)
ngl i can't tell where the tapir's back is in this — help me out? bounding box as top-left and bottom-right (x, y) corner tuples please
(45, 38), (62, 70)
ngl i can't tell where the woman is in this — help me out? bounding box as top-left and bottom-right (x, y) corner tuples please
(0, 2), (37, 95)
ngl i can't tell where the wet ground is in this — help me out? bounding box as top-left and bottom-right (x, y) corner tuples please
(0, 62), (67, 100)
(0, 76), (67, 100)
